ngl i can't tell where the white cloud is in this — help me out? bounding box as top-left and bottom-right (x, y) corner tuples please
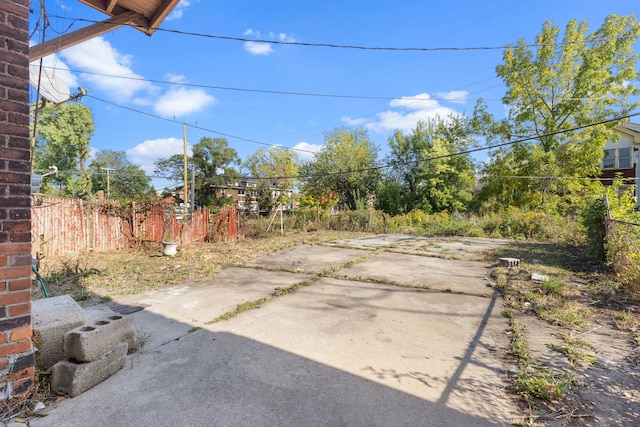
(60, 37), (151, 102)
(435, 90), (469, 104)
(389, 93), (439, 111)
(278, 33), (295, 43)
(153, 87), (215, 117)
(126, 137), (192, 175)
(341, 116), (368, 126)
(243, 28), (295, 55)
(293, 142), (323, 162)
(244, 41), (273, 55)
(345, 93), (463, 134)
(167, 0), (195, 21)
(166, 73), (187, 84)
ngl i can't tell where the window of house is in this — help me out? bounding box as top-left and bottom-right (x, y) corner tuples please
(238, 189), (245, 196)
(220, 189), (226, 196)
(250, 190), (257, 198)
(618, 148), (632, 169)
(603, 148), (634, 169)
(602, 149), (615, 169)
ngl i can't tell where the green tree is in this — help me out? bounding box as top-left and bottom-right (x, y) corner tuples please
(474, 14), (640, 212)
(89, 149), (152, 201)
(300, 127), (379, 210)
(154, 154), (185, 183)
(154, 137), (240, 207)
(191, 137), (240, 207)
(244, 146), (299, 210)
(380, 117), (476, 214)
(34, 102), (95, 197)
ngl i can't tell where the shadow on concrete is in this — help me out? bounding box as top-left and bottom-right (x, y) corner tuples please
(28, 296), (511, 427)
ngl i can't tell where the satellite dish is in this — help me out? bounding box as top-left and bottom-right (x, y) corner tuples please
(29, 64), (71, 104)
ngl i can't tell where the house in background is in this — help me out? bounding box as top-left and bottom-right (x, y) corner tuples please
(601, 123), (640, 209)
(213, 177), (297, 212)
(214, 178), (260, 212)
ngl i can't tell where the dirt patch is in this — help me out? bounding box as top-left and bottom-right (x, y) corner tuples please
(489, 241), (640, 426)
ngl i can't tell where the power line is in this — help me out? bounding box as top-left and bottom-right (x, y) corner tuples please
(84, 94), (317, 155)
(249, 111), (640, 181)
(84, 95), (640, 181)
(47, 14), (639, 52)
(38, 65), (497, 102)
(35, 111), (640, 189)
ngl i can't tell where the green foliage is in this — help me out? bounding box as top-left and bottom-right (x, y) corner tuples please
(474, 14), (640, 212)
(580, 193), (607, 259)
(601, 182), (640, 289)
(89, 149), (152, 201)
(34, 101), (96, 198)
(300, 127), (379, 210)
(286, 207), (582, 244)
(192, 137), (240, 206)
(380, 117), (476, 214)
(375, 178), (404, 216)
(513, 369), (571, 403)
(244, 146), (299, 210)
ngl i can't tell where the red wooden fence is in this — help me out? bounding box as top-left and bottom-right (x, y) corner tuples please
(31, 196), (210, 257)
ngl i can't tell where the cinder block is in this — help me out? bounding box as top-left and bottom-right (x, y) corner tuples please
(498, 257), (520, 268)
(32, 295), (90, 370)
(51, 343), (127, 397)
(64, 315), (137, 362)
(83, 305), (118, 322)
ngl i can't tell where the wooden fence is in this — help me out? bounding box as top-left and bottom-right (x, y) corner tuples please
(31, 196), (210, 257)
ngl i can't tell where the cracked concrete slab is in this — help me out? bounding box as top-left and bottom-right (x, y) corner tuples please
(18, 238), (519, 426)
(337, 251), (495, 296)
(112, 267), (311, 326)
(328, 235), (511, 261)
(205, 276), (516, 424)
(247, 244), (369, 273)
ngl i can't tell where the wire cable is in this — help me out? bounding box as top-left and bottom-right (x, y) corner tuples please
(85, 94), (319, 155)
(46, 14), (639, 52)
(38, 65), (497, 102)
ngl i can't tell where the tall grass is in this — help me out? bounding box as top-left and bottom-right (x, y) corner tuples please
(248, 207), (584, 245)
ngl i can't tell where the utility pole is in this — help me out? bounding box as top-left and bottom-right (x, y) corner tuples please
(183, 122), (188, 213)
(191, 166), (196, 212)
(101, 167), (115, 199)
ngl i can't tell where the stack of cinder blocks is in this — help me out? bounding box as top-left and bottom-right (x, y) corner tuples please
(33, 295), (137, 397)
(52, 311), (136, 397)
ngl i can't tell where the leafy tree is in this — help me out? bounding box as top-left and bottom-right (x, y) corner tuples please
(154, 154), (185, 183)
(300, 127), (379, 210)
(244, 146), (299, 210)
(89, 149), (152, 201)
(191, 137), (240, 206)
(154, 137), (240, 207)
(33, 102), (95, 197)
(474, 14), (640, 212)
(379, 117), (476, 214)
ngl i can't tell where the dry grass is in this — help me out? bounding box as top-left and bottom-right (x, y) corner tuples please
(34, 230), (368, 303)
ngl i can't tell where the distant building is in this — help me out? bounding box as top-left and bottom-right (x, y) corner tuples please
(214, 178), (260, 212)
(601, 123), (640, 208)
(212, 177), (297, 212)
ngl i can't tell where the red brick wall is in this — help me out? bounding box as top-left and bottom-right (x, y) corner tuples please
(0, 0), (34, 402)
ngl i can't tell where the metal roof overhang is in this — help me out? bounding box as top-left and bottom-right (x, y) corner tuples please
(29, 0), (181, 62)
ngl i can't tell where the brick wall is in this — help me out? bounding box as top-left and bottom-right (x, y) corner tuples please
(0, 0), (34, 402)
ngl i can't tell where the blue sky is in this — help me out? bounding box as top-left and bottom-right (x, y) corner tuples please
(30, 1), (640, 191)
